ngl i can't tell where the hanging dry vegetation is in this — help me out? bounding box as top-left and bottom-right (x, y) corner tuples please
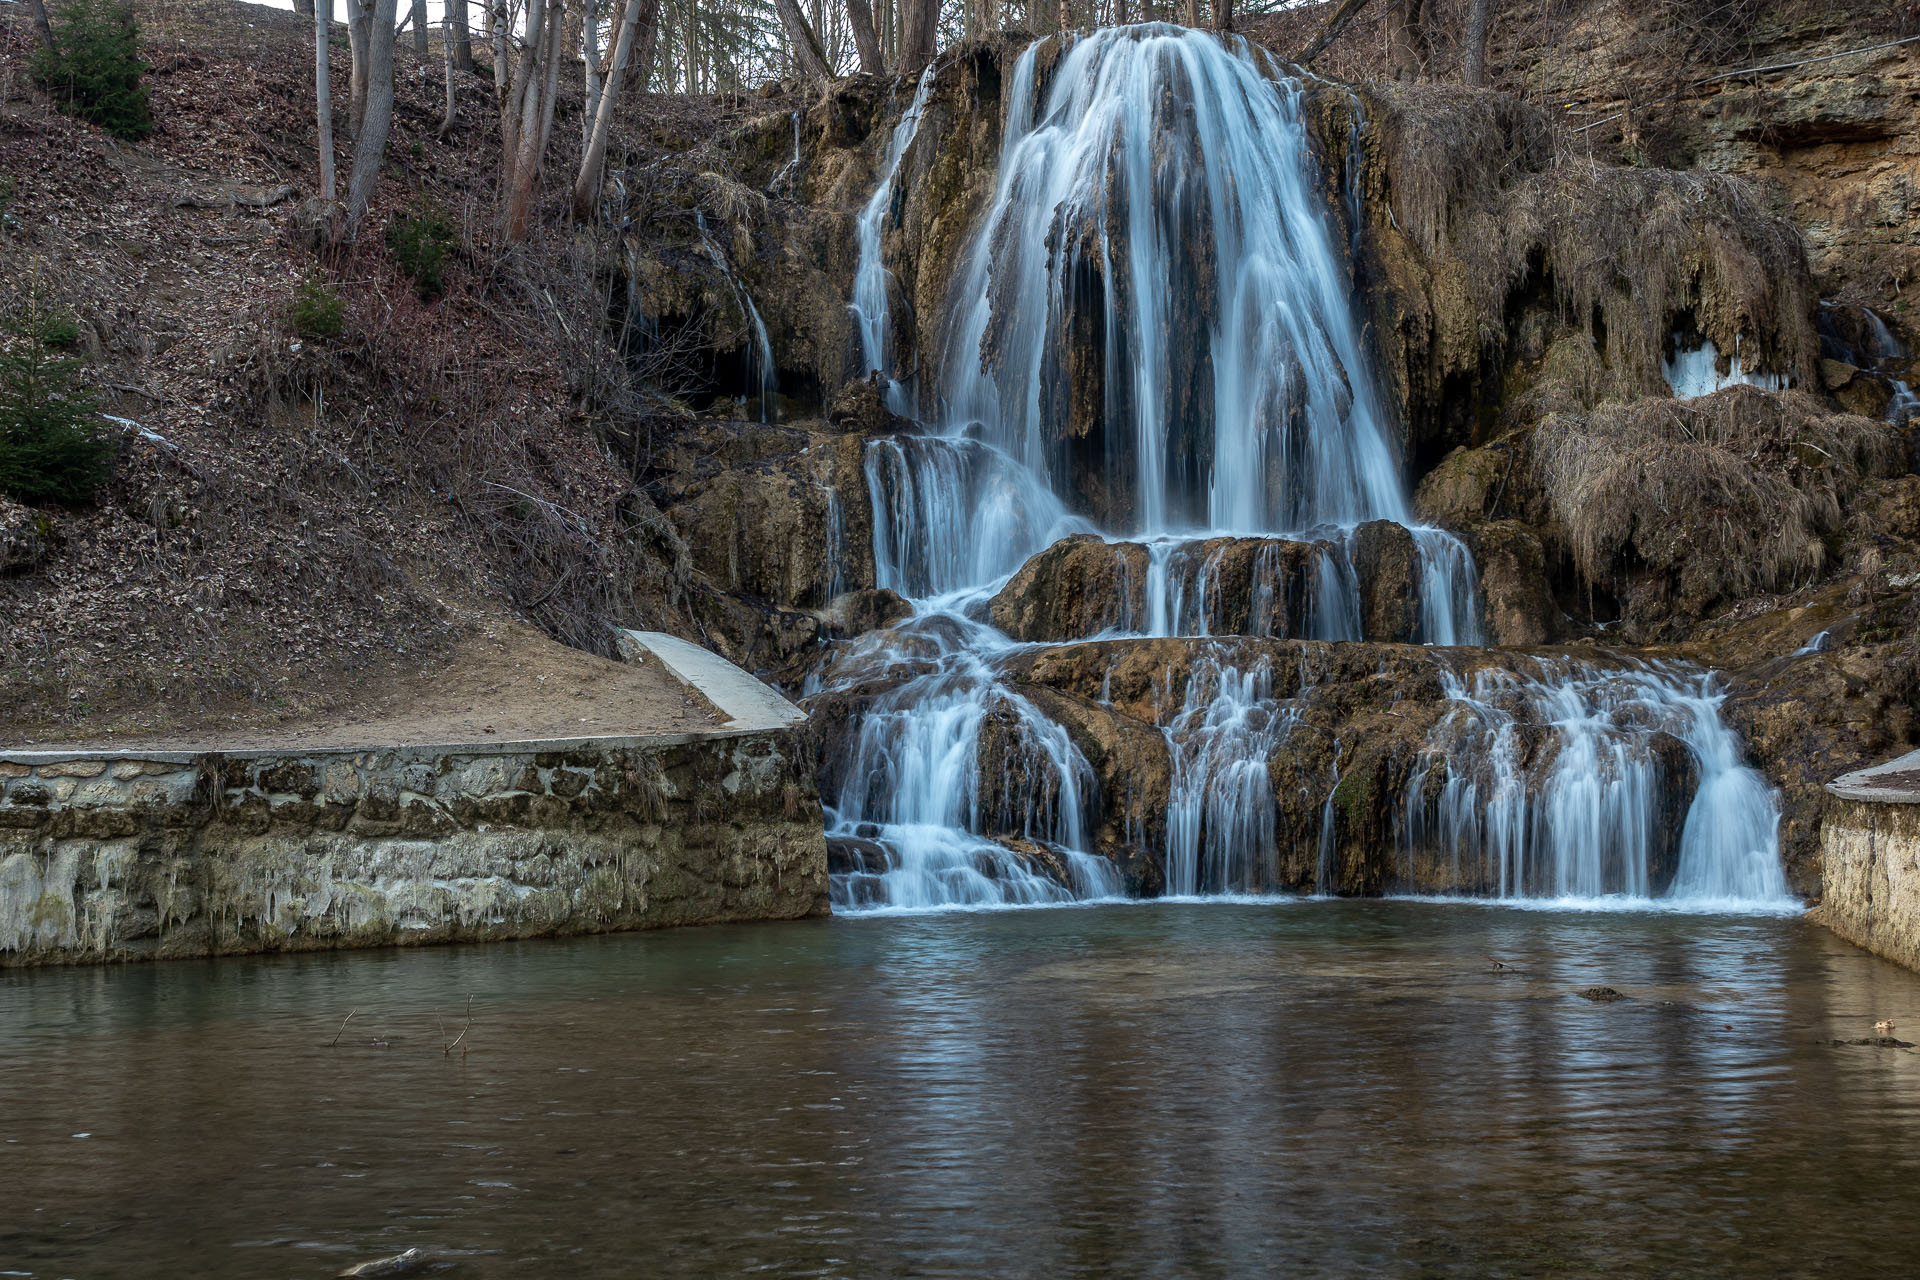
(1528, 384), (1903, 634)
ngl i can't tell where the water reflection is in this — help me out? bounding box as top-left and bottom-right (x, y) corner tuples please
(3, 904), (1920, 1277)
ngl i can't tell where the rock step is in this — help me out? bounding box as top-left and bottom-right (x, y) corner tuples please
(987, 524), (1430, 643)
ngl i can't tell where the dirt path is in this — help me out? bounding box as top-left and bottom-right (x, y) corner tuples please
(10, 622), (725, 752)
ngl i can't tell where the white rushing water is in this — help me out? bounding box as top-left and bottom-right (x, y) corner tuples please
(850, 64), (938, 415)
(1402, 661), (1791, 906)
(825, 25), (1788, 914)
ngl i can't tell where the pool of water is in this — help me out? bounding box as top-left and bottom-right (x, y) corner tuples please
(5, 901), (1920, 1277)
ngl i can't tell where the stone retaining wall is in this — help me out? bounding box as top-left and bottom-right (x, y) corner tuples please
(0, 729), (828, 966)
(1815, 796), (1920, 973)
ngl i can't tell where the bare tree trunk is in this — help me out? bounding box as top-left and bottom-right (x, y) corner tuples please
(345, 0), (397, 239)
(846, 0), (883, 74)
(1463, 0), (1492, 85)
(627, 0), (659, 93)
(348, 0), (373, 133)
(502, 0), (563, 240)
(293, 0), (315, 19)
(777, 0), (832, 79)
(574, 0), (647, 221)
(1298, 0), (1373, 63)
(1213, 0), (1230, 31)
(1183, 0), (1197, 27)
(534, 1), (563, 160)
(411, 0), (429, 58)
(449, 0), (475, 72)
(582, 0), (601, 147)
(491, 0), (513, 129)
(684, 1), (696, 93)
(899, 0), (936, 71)
(27, 0), (56, 52)
(1389, 0), (1429, 80)
(316, 0), (337, 232)
(440, 15), (459, 134)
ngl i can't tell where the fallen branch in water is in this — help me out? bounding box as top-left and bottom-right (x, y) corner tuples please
(444, 995), (473, 1057)
(330, 1008), (357, 1048)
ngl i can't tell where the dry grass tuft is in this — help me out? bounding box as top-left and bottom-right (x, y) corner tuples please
(1530, 385), (1903, 626)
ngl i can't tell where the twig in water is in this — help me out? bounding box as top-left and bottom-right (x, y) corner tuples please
(444, 995), (473, 1056)
(331, 1008), (357, 1048)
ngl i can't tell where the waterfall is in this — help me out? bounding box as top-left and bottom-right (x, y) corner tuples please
(694, 213), (776, 422)
(1402, 661), (1792, 906)
(864, 435), (1092, 600)
(822, 25), (1790, 915)
(850, 65), (938, 413)
(940, 25), (1411, 533)
(1823, 303), (1919, 425)
(1163, 651), (1293, 896)
(826, 643), (1123, 911)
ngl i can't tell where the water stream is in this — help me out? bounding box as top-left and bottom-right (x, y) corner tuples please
(827, 25), (1788, 914)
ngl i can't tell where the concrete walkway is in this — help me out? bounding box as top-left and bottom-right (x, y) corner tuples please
(1828, 749), (1920, 803)
(616, 630), (809, 732)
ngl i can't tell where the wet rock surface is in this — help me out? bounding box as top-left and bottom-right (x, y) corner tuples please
(987, 529), (1433, 644)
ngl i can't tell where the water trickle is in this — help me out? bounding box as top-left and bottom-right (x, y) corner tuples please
(1341, 91), (1369, 265)
(695, 212), (776, 422)
(850, 65), (939, 414)
(769, 109), (804, 196)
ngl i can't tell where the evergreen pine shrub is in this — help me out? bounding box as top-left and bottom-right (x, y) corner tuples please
(32, 0), (153, 142)
(291, 278), (345, 340)
(386, 203), (457, 301)
(0, 287), (115, 505)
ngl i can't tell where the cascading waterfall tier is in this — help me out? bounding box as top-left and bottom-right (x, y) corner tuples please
(1398, 660), (1791, 905)
(941, 24), (1410, 535)
(822, 24), (1791, 914)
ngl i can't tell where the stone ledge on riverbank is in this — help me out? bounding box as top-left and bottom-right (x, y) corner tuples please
(0, 632), (828, 967)
(1816, 750), (1920, 973)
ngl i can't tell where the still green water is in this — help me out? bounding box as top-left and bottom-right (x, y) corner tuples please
(4, 901), (1919, 1278)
